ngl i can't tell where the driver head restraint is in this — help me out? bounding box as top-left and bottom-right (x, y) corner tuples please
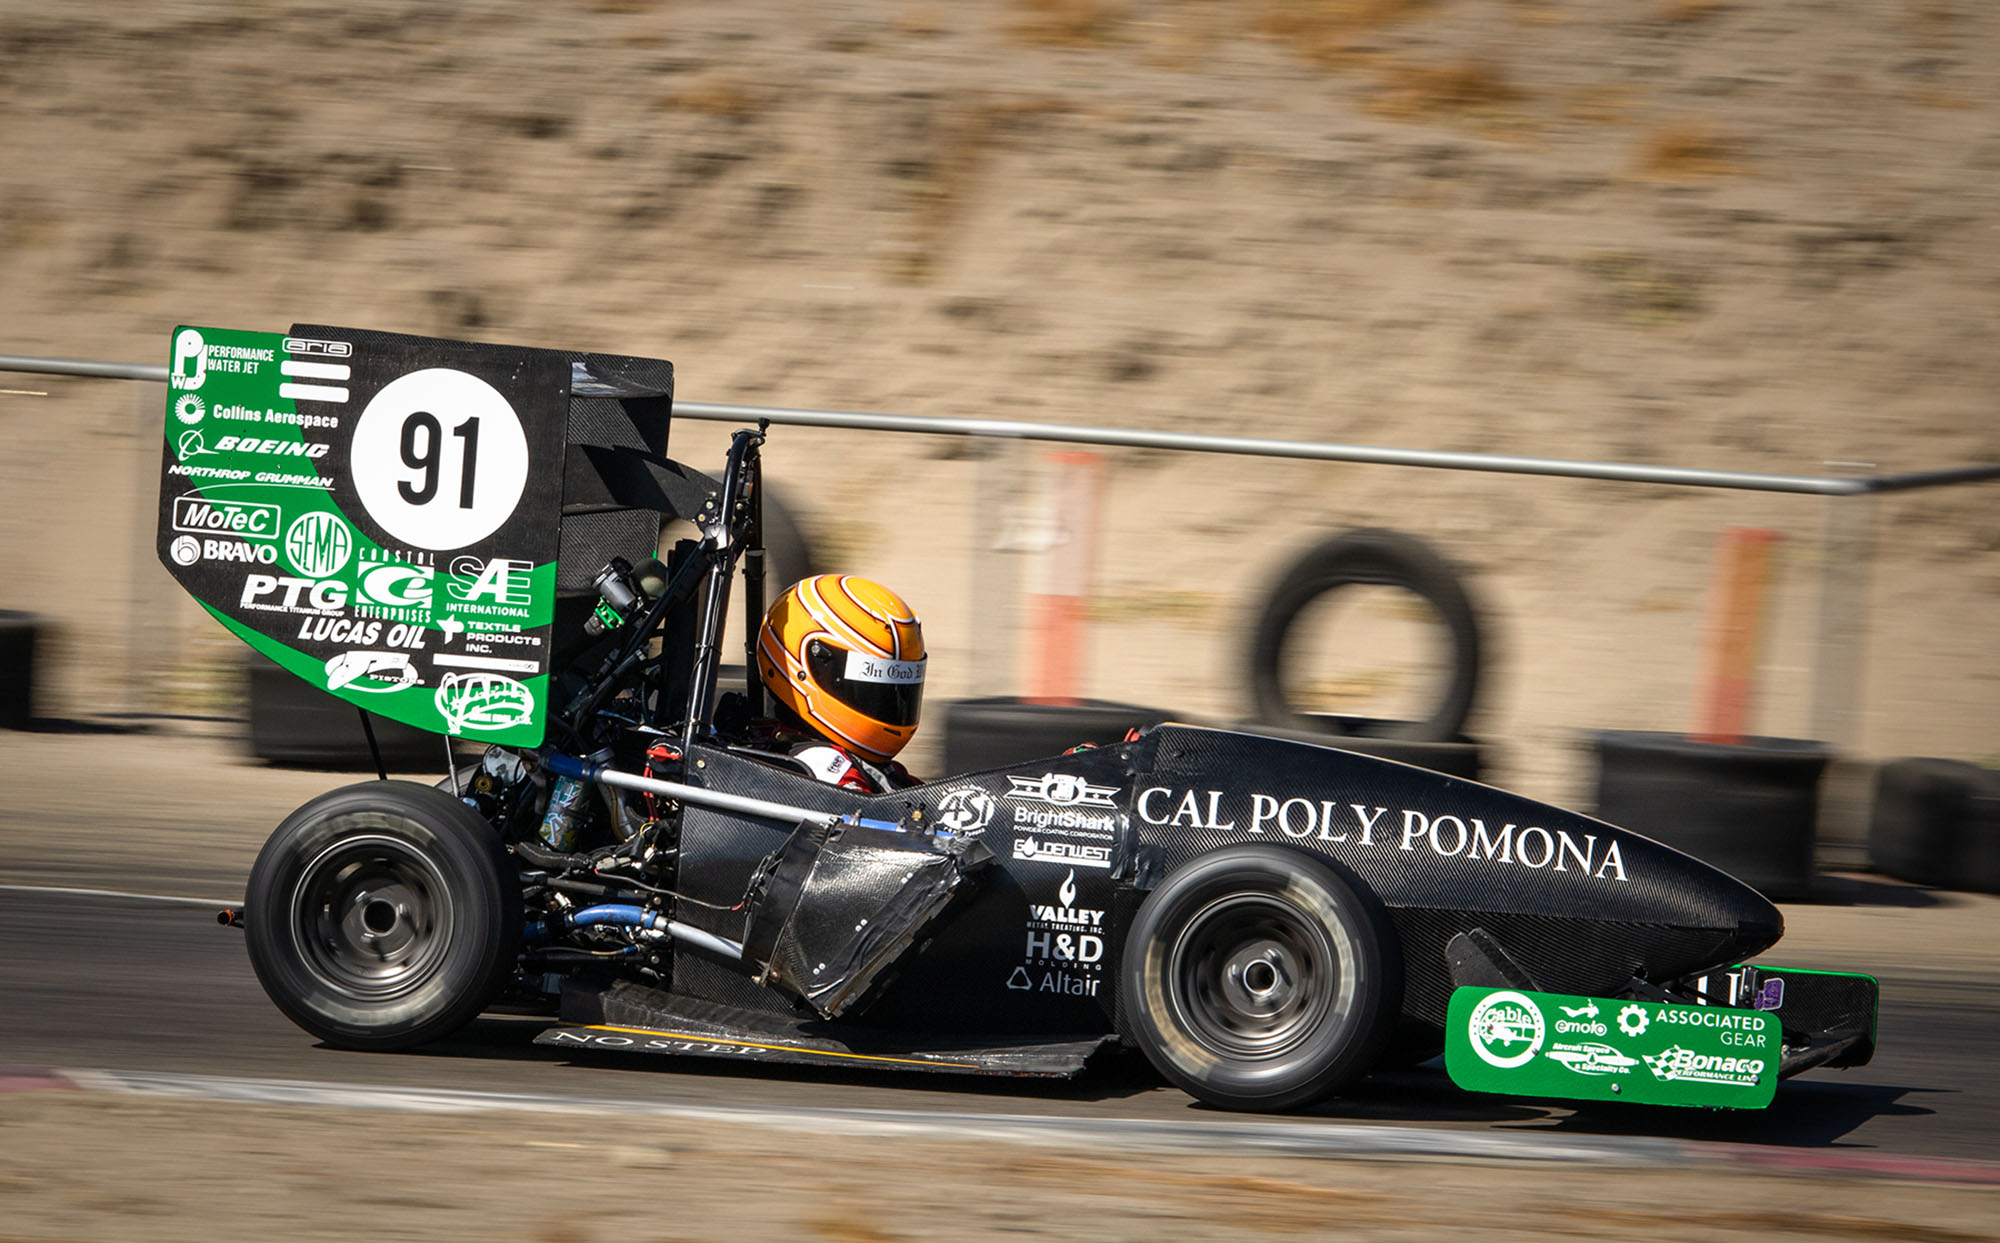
(757, 574), (925, 762)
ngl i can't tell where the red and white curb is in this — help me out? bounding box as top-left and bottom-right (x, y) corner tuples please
(12, 1067), (1999, 1185)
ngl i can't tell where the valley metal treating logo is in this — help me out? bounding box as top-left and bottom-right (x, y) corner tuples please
(1545, 1041), (1640, 1077)
(434, 671), (535, 733)
(933, 786), (997, 835)
(1467, 990), (1545, 1068)
(1642, 1045), (1765, 1087)
(1007, 773), (1117, 808)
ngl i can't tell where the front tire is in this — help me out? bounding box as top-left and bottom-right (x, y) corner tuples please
(1122, 846), (1399, 1111)
(245, 781), (521, 1050)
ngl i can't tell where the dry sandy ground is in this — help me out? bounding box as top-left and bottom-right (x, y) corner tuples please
(2, 1089), (1999, 1243)
(0, 0), (1995, 809)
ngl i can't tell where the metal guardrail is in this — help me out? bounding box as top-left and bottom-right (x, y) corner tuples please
(5, 350), (1998, 755)
(6, 353), (1997, 496)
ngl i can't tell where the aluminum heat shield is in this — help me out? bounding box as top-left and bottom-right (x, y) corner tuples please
(741, 820), (990, 1020)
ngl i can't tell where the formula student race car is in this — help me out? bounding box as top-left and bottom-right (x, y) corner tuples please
(163, 325), (1878, 1113)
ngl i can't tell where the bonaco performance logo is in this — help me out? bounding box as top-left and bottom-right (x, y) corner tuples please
(1643, 1045), (1765, 1087)
(1467, 990), (1546, 1069)
(434, 672), (534, 733)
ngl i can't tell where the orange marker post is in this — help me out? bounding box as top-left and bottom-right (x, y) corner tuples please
(1692, 526), (1779, 745)
(1027, 451), (1105, 704)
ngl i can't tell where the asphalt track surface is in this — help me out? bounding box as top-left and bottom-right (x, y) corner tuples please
(3, 882), (1994, 1171)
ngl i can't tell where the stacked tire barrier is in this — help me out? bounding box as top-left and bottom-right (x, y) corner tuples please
(1591, 731), (1830, 902)
(1868, 757), (2000, 894)
(0, 610), (42, 729)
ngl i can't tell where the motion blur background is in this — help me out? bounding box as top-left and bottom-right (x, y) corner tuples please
(2, 0), (1995, 803)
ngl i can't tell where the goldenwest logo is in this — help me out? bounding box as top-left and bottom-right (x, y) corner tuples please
(1011, 837), (1112, 869)
(173, 496), (280, 540)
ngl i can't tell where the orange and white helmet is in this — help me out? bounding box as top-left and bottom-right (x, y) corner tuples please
(756, 575), (926, 761)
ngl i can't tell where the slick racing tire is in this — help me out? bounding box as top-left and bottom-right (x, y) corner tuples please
(1247, 529), (1482, 743)
(246, 781), (521, 1050)
(1122, 845), (1400, 1112)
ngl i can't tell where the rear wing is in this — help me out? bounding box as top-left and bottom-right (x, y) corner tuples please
(156, 324), (676, 747)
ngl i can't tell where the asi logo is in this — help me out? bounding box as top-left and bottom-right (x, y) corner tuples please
(285, 512), (353, 577)
(1467, 990), (1546, 1069)
(933, 786), (997, 835)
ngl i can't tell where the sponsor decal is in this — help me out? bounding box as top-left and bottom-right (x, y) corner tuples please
(211, 434), (331, 459)
(1008, 772), (1118, 808)
(434, 671), (535, 733)
(933, 786), (997, 835)
(1011, 836), (1112, 869)
(169, 535), (200, 566)
(284, 511), (353, 577)
(1754, 978), (1784, 1011)
(1643, 1045), (1765, 1087)
(543, 1030), (756, 1056)
(239, 573), (347, 614)
(197, 538), (275, 564)
(1135, 786), (1629, 883)
(1011, 804), (1119, 836)
(1546, 1041), (1640, 1077)
(283, 336), (352, 358)
(173, 495), (281, 540)
(446, 555), (534, 615)
(1467, 990), (1545, 1069)
(325, 650), (420, 692)
(1018, 869), (1106, 993)
(1445, 987), (1778, 1108)
(174, 392), (206, 424)
(177, 429), (219, 459)
(170, 328), (207, 390)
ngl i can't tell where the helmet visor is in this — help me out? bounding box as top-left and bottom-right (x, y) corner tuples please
(806, 639), (925, 728)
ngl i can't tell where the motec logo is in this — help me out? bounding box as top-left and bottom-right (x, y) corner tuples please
(173, 496), (280, 541)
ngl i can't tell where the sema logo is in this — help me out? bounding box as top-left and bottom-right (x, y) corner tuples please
(173, 495), (280, 540)
(434, 672), (534, 733)
(285, 512), (353, 577)
(1467, 990), (1546, 1069)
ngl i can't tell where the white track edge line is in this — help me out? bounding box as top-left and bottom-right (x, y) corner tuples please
(0, 883), (241, 908)
(59, 1068), (1687, 1167)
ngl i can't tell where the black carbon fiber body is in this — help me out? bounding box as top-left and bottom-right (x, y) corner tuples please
(664, 726), (1783, 1048)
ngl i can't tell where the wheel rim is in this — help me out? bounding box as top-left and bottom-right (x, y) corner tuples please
(1167, 892), (1338, 1059)
(290, 833), (455, 1002)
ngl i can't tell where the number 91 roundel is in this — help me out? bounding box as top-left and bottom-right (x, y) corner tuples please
(349, 368), (531, 552)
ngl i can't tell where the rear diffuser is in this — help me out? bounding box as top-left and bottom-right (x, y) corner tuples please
(535, 979), (1115, 1078)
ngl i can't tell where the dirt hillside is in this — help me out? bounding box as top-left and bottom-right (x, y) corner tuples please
(1, 0), (1995, 803)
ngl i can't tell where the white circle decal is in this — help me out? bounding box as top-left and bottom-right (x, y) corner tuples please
(169, 535), (200, 565)
(349, 368), (529, 551)
(1468, 990), (1546, 1069)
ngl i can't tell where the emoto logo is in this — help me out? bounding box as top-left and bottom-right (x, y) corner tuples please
(1467, 990), (1545, 1069)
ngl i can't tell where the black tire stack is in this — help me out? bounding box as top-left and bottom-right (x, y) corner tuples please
(0, 610), (43, 730)
(1867, 757), (2000, 894)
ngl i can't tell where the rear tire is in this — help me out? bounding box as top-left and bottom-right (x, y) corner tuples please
(1121, 845), (1399, 1111)
(246, 781), (521, 1050)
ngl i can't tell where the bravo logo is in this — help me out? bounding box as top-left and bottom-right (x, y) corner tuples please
(173, 495), (280, 540)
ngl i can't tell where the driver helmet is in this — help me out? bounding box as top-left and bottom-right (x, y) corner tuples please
(756, 574), (925, 761)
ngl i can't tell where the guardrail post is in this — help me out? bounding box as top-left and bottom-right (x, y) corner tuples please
(1810, 465), (1876, 752)
(127, 382), (175, 713)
